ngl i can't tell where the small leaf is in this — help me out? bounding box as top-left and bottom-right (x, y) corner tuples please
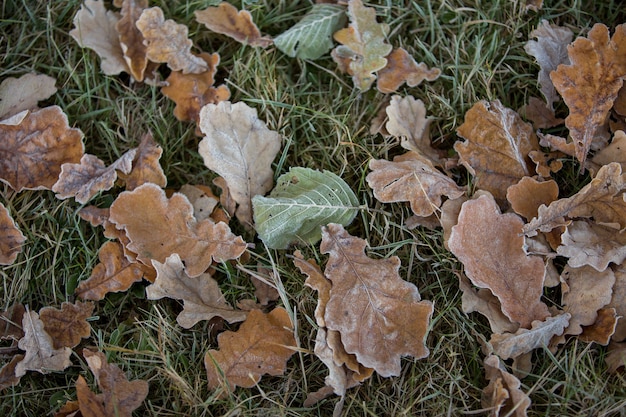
(119, 132), (167, 191)
(39, 301), (94, 349)
(195, 2), (272, 48)
(376, 48), (440, 94)
(0, 73), (57, 120)
(116, 0), (149, 81)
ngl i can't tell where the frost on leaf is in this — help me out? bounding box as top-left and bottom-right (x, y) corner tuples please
(557, 221), (626, 271)
(459, 275), (518, 335)
(136, 7), (208, 74)
(506, 177), (559, 221)
(204, 307), (296, 392)
(448, 193), (550, 328)
(332, 0), (392, 91)
(367, 152), (464, 217)
(198, 101), (282, 227)
(321, 223), (433, 377)
(455, 100), (539, 201)
(0, 203), (26, 265)
(482, 355), (531, 417)
(0, 73), (57, 120)
(376, 48), (440, 94)
(109, 183), (247, 277)
(551, 23), (626, 168)
(39, 301), (93, 350)
(0, 106), (85, 191)
(118, 132), (167, 190)
(147, 254), (247, 329)
(116, 0), (149, 81)
(195, 2), (272, 48)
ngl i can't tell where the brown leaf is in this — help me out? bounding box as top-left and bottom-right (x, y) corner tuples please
(455, 100), (539, 201)
(295, 250), (331, 327)
(551, 23), (626, 168)
(520, 96), (564, 129)
(109, 183), (247, 277)
(557, 221), (626, 271)
(538, 132), (576, 157)
(195, 2), (272, 48)
(250, 266), (280, 306)
(0, 354), (24, 391)
(118, 133), (167, 191)
(39, 301), (94, 350)
(178, 184), (219, 222)
(0, 202), (26, 265)
(525, 0), (543, 11)
(366, 152), (465, 217)
(579, 308), (618, 345)
(506, 177), (559, 221)
(459, 274), (518, 335)
(448, 193), (550, 328)
(607, 265), (626, 341)
(147, 253), (247, 328)
(204, 307), (296, 392)
(76, 375), (106, 417)
(0, 73), (57, 120)
(376, 48), (440, 94)
(527, 150), (563, 178)
(592, 130), (626, 171)
(1, 303), (25, 342)
(116, 0), (149, 81)
(320, 223), (433, 377)
(0, 106), (84, 191)
(606, 342), (626, 372)
(482, 355), (531, 417)
(136, 7), (208, 74)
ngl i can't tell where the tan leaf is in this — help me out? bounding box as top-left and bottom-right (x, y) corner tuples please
(1, 303), (25, 341)
(0, 73), (57, 120)
(482, 355), (531, 417)
(520, 96), (564, 129)
(0, 354), (24, 391)
(459, 274), (518, 335)
(592, 130), (626, 170)
(178, 184), (219, 222)
(195, 2), (272, 48)
(557, 221), (626, 271)
(606, 342), (626, 372)
(0, 203), (26, 265)
(448, 193), (550, 328)
(440, 194), (468, 250)
(528, 150), (563, 178)
(69, 0), (128, 76)
(39, 301), (94, 350)
(376, 48), (440, 93)
(118, 133), (167, 191)
(366, 152), (465, 217)
(198, 101), (282, 226)
(136, 7), (208, 74)
(295, 250), (331, 327)
(147, 254), (246, 328)
(204, 307), (296, 391)
(604, 264), (626, 341)
(109, 183), (247, 277)
(332, 0), (392, 91)
(15, 310), (72, 377)
(0, 106), (84, 191)
(506, 177), (559, 221)
(579, 308), (618, 345)
(116, 0), (149, 81)
(538, 132), (576, 157)
(321, 223), (434, 377)
(551, 23), (626, 168)
(52, 151), (136, 204)
(455, 100), (539, 201)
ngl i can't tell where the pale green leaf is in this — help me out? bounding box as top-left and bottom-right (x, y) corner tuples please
(252, 167), (359, 249)
(274, 4), (347, 60)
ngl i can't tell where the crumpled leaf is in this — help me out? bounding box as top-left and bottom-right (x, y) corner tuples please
(204, 307), (296, 392)
(147, 254), (247, 329)
(482, 355), (531, 417)
(118, 132), (167, 191)
(332, 0), (392, 91)
(0, 202), (26, 265)
(551, 23), (626, 168)
(39, 301), (94, 350)
(506, 177), (559, 221)
(116, 0), (148, 81)
(109, 183), (247, 277)
(178, 184), (219, 222)
(69, 0), (128, 76)
(448, 193), (550, 328)
(198, 101), (282, 227)
(195, 2), (272, 48)
(366, 152), (465, 217)
(0, 73), (57, 120)
(0, 106), (85, 191)
(376, 47), (440, 94)
(136, 7), (208, 74)
(321, 223), (434, 377)
(592, 130), (626, 170)
(252, 167), (359, 249)
(557, 221), (626, 271)
(459, 275), (518, 335)
(274, 4), (347, 60)
(455, 100), (539, 201)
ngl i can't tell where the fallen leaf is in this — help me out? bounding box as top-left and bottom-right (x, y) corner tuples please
(482, 355), (531, 417)
(538, 132), (576, 157)
(455, 100), (539, 201)
(525, 0), (543, 11)
(506, 177), (559, 221)
(178, 184), (219, 222)
(116, 0), (149, 81)
(0, 202), (26, 265)
(195, 2), (272, 48)
(76, 375), (106, 417)
(440, 194), (468, 250)
(0, 106), (84, 191)
(448, 193), (550, 328)
(295, 250), (331, 327)
(606, 342), (626, 372)
(528, 150), (563, 178)
(551, 23), (626, 168)
(136, 7), (208, 74)
(459, 274), (518, 335)
(557, 221), (626, 271)
(0, 303), (25, 342)
(592, 130), (626, 170)
(332, 0), (392, 90)
(607, 265), (626, 341)
(250, 266), (280, 306)
(0, 73), (57, 120)
(520, 96), (564, 129)
(0, 355), (24, 391)
(198, 101), (282, 226)
(204, 307), (296, 392)
(39, 301), (94, 349)
(119, 132), (167, 191)
(376, 47), (440, 93)
(580, 308), (618, 345)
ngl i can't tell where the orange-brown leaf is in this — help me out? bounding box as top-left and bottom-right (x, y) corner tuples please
(39, 301), (94, 350)
(0, 203), (26, 265)
(116, 0), (149, 81)
(118, 133), (167, 190)
(195, 2), (272, 48)
(0, 354), (24, 391)
(376, 48), (440, 94)
(1, 303), (25, 341)
(607, 265), (626, 341)
(506, 177), (559, 221)
(580, 308), (618, 345)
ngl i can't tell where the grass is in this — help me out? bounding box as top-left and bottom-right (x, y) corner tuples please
(1, 0), (626, 416)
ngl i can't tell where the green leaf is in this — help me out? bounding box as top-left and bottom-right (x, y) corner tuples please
(252, 167), (359, 249)
(274, 4), (347, 60)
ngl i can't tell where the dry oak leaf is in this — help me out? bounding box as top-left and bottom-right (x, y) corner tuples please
(39, 301), (94, 350)
(482, 355), (531, 417)
(0, 106), (84, 192)
(70, 0), (128, 76)
(321, 223), (434, 377)
(116, 0), (149, 81)
(0, 202), (26, 265)
(448, 193), (550, 328)
(0, 73), (57, 120)
(607, 265), (626, 341)
(204, 307), (296, 392)
(118, 132), (167, 191)
(76, 241), (146, 300)
(147, 253), (247, 329)
(195, 2), (272, 48)
(520, 96), (564, 129)
(136, 7), (208, 74)
(579, 307), (618, 345)
(178, 184), (219, 222)
(551, 23), (626, 169)
(592, 130), (626, 171)
(459, 274), (518, 335)
(0, 354), (24, 391)
(528, 150), (563, 178)
(366, 152), (465, 217)
(198, 101), (282, 227)
(15, 310), (72, 377)
(538, 132), (576, 157)
(455, 100), (539, 201)
(332, 0), (392, 91)
(1, 303), (25, 342)
(109, 183), (247, 277)
(506, 177), (559, 221)
(376, 47), (440, 94)
(557, 221), (626, 271)
(523, 162), (626, 236)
